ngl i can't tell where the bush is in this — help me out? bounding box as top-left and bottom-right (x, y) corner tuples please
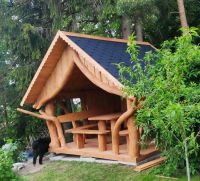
(0, 147), (22, 181)
(117, 28), (200, 177)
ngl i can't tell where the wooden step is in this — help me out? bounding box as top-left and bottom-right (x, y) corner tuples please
(133, 157), (166, 172)
(66, 129), (111, 135)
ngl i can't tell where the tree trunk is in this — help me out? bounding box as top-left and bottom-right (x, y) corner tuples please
(135, 12), (143, 41)
(177, 0), (188, 28)
(184, 139), (191, 181)
(122, 15), (131, 40)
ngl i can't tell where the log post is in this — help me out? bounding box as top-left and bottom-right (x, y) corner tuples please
(98, 120), (107, 151)
(112, 106), (136, 154)
(45, 102), (60, 148)
(126, 98), (140, 159)
(54, 118), (66, 147)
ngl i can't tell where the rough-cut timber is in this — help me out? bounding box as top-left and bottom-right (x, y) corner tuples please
(133, 157), (167, 172)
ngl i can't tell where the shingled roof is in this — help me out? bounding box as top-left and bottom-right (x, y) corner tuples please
(20, 31), (156, 108)
(67, 35), (155, 81)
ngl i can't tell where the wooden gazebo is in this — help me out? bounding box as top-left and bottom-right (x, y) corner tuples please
(18, 31), (157, 164)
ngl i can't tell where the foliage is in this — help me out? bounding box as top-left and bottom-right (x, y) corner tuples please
(0, 0), (50, 142)
(117, 28), (200, 176)
(0, 144), (23, 181)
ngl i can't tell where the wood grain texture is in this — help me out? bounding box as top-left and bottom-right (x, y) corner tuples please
(45, 102), (60, 148)
(65, 124), (98, 133)
(33, 47), (75, 109)
(127, 99), (140, 159)
(88, 113), (121, 121)
(58, 110), (104, 123)
(66, 129), (110, 135)
(49, 139), (158, 163)
(133, 157), (166, 172)
(17, 108), (56, 121)
(20, 31), (66, 106)
(98, 120), (108, 151)
(112, 106), (137, 155)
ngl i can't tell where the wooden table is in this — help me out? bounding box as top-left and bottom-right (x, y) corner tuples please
(88, 113), (121, 151)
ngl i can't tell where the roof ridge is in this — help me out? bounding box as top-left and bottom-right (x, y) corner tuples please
(61, 31), (154, 47)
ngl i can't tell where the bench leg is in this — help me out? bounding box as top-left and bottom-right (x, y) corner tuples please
(76, 134), (84, 149)
(126, 135), (129, 151)
(98, 120), (107, 151)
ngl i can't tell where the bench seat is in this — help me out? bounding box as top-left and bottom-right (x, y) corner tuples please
(66, 129), (110, 134)
(65, 123), (97, 133)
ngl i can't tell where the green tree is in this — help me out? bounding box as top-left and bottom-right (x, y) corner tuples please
(117, 28), (200, 178)
(117, 0), (157, 41)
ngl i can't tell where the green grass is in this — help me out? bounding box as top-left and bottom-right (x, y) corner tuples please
(23, 161), (200, 181)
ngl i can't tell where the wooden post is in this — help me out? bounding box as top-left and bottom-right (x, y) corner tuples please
(76, 134), (85, 149)
(45, 102), (60, 148)
(98, 120), (107, 151)
(110, 119), (116, 132)
(126, 99), (140, 159)
(54, 119), (66, 147)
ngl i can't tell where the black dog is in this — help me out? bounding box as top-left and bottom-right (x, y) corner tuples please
(32, 137), (50, 165)
(0, 139), (5, 148)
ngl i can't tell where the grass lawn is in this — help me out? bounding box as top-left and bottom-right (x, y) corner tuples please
(23, 161), (200, 181)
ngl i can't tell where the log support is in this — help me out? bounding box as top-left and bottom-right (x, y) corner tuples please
(98, 120), (107, 151)
(76, 134), (85, 148)
(112, 97), (141, 159)
(45, 102), (60, 148)
(127, 99), (140, 159)
(45, 101), (66, 148)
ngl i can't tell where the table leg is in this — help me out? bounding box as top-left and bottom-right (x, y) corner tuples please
(76, 134), (84, 149)
(98, 120), (107, 151)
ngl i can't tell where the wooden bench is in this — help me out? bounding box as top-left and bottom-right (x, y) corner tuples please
(65, 123), (110, 150)
(65, 123), (98, 133)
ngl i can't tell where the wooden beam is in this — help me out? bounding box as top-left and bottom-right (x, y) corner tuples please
(133, 157), (166, 172)
(17, 108), (56, 121)
(20, 31), (63, 106)
(58, 110), (104, 123)
(88, 113), (121, 121)
(127, 98), (140, 159)
(62, 31), (154, 47)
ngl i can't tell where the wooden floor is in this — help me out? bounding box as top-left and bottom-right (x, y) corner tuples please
(49, 138), (158, 163)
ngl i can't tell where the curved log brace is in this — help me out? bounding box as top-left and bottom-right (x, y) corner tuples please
(45, 103), (61, 148)
(17, 108), (57, 121)
(112, 97), (144, 157)
(112, 106), (136, 155)
(17, 105), (66, 148)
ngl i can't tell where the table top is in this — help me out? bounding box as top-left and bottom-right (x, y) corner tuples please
(88, 112), (122, 121)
